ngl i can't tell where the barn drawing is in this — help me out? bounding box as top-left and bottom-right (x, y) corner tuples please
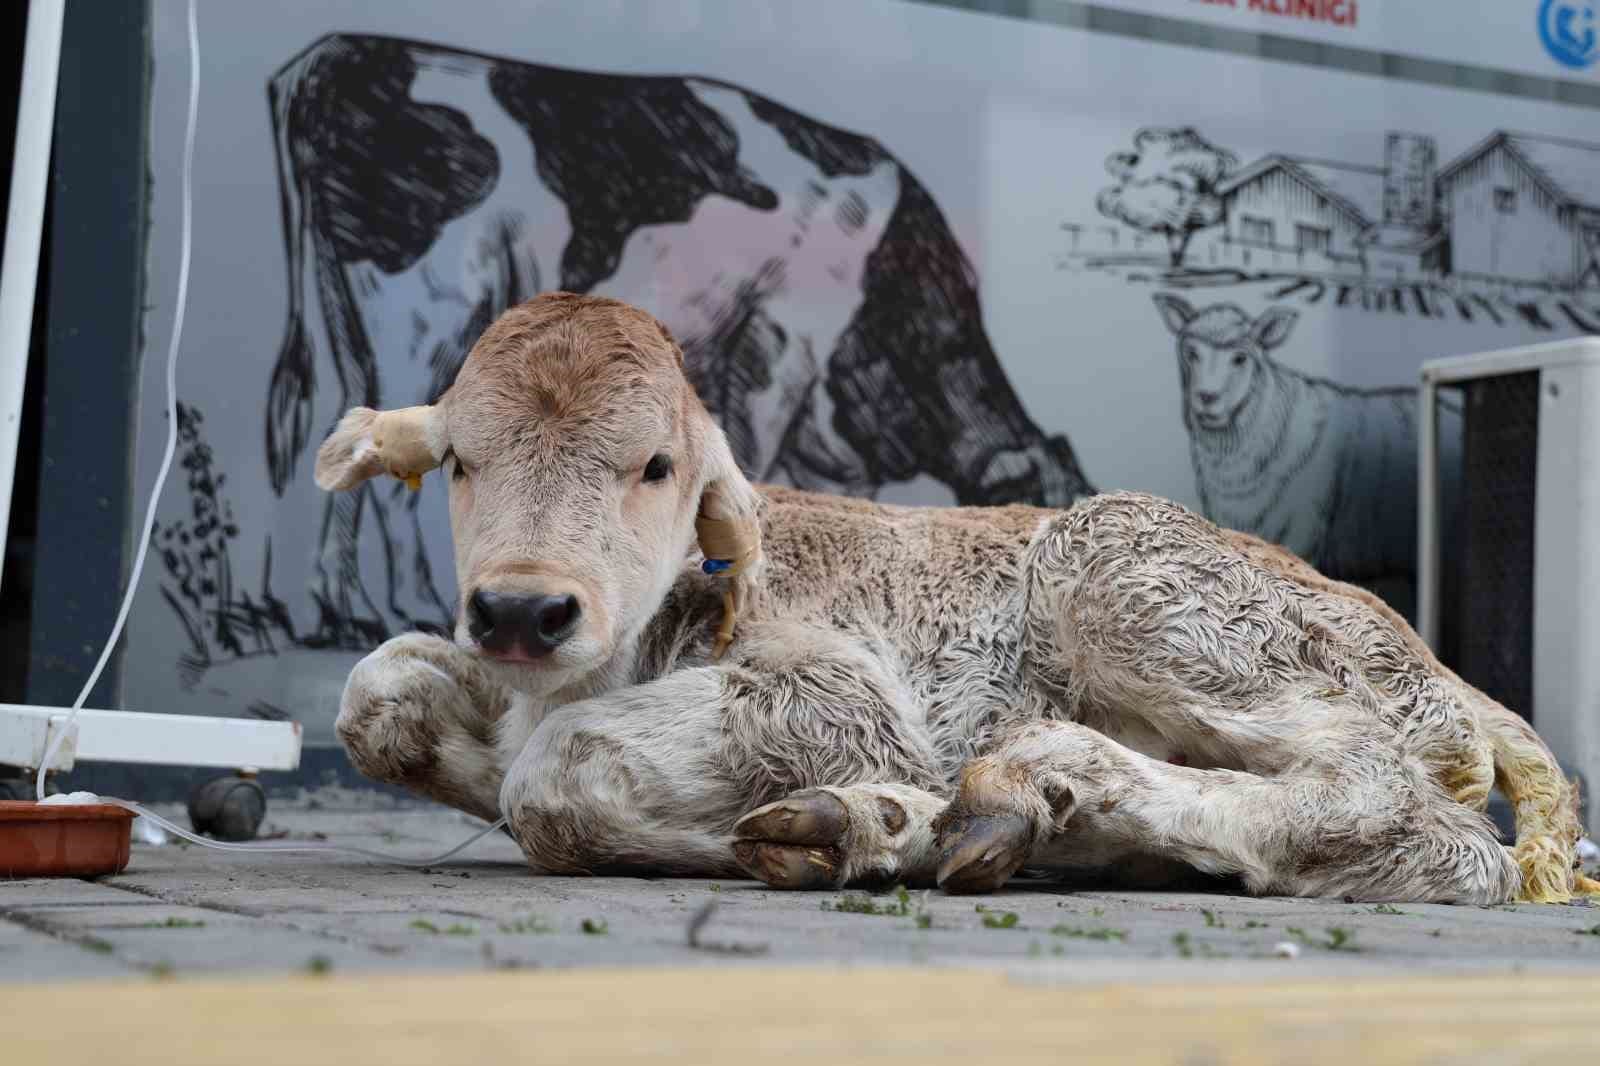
(1437, 131), (1600, 292)
(1069, 125), (1600, 327)
(1214, 154), (1382, 274)
(1210, 132), (1446, 280)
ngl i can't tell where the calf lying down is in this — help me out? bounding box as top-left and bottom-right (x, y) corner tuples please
(315, 292), (1596, 904)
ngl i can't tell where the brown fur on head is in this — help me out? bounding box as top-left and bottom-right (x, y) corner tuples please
(314, 292), (763, 696)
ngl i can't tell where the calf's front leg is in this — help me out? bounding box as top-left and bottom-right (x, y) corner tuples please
(498, 623), (949, 880)
(335, 632), (513, 822)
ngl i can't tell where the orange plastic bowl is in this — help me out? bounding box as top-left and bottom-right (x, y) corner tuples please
(0, 801), (134, 878)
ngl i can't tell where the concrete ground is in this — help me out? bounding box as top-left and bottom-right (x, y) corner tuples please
(6, 796), (1600, 984)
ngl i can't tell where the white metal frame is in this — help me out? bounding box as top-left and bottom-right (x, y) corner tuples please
(1419, 337), (1600, 823)
(0, 1), (300, 783)
(0, 0), (64, 589)
(1417, 337), (1600, 646)
(0, 705), (302, 775)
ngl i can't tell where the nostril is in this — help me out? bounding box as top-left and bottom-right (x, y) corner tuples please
(469, 590), (580, 658)
(467, 590), (496, 641)
(534, 594), (581, 645)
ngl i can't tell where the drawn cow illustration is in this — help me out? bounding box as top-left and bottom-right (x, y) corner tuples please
(264, 35), (1093, 649)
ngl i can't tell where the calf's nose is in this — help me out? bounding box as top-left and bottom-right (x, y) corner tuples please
(1195, 390), (1220, 407)
(467, 590), (582, 658)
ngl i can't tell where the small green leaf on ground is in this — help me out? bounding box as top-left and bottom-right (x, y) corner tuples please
(1050, 924), (1128, 942)
(1172, 930), (1230, 959)
(890, 886), (914, 917)
(824, 886), (926, 921)
(823, 894), (888, 915)
(1287, 925), (1359, 952)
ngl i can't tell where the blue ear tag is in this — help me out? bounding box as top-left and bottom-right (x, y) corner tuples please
(702, 558), (733, 575)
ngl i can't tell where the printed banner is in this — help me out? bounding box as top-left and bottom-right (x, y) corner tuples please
(1094, 0), (1600, 84)
(125, 0), (1600, 737)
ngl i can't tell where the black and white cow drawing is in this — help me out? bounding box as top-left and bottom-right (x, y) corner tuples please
(264, 34), (1094, 649)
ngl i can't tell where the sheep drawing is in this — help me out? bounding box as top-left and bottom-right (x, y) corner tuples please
(1152, 293), (1418, 586)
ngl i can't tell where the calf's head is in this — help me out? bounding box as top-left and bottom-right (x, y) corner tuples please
(1152, 294), (1298, 431)
(314, 293), (762, 694)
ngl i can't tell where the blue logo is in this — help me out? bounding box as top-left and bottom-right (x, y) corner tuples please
(1541, 0), (1600, 69)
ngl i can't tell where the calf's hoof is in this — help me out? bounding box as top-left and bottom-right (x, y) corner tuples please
(731, 840), (843, 889)
(735, 789), (849, 845)
(934, 813), (1032, 894)
(732, 789), (849, 889)
(732, 785), (938, 889)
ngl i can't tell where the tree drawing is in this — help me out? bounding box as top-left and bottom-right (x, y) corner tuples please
(1096, 127), (1238, 267)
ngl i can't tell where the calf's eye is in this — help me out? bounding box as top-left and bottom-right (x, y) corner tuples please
(642, 454), (673, 483)
(1231, 351), (1248, 367)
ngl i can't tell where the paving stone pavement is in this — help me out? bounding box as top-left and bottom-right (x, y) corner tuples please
(6, 799), (1600, 984)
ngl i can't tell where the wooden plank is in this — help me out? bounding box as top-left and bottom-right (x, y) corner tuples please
(9, 967), (1600, 1064)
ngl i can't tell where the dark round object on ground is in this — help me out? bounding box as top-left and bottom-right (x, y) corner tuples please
(0, 772), (56, 801)
(187, 775), (266, 842)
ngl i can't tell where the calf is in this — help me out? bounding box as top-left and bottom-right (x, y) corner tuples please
(317, 292), (1593, 904)
(1152, 293), (1417, 586)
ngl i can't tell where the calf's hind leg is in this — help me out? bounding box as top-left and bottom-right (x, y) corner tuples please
(936, 719), (1519, 904)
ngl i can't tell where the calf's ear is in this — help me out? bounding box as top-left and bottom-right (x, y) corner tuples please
(695, 425), (763, 572)
(314, 405), (447, 492)
(693, 425), (765, 659)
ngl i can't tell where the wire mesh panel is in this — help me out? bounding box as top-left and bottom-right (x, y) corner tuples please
(1446, 371), (1540, 723)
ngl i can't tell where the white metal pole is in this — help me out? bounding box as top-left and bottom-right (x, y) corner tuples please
(0, 0), (67, 594)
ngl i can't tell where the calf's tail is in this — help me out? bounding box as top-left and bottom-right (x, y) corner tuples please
(1475, 699), (1597, 902)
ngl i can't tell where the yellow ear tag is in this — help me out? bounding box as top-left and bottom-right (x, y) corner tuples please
(403, 473), (422, 492)
(695, 509), (761, 661)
